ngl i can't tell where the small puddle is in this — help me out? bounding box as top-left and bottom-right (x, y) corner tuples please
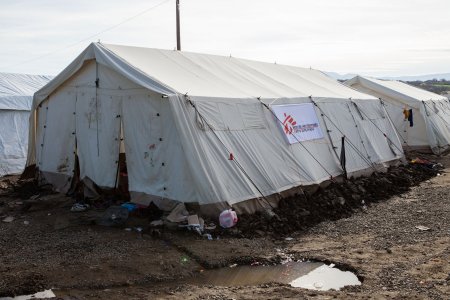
(189, 262), (361, 291)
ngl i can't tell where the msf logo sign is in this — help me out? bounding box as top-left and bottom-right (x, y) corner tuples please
(283, 113), (297, 135)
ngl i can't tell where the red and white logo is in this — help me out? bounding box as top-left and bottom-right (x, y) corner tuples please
(283, 113), (297, 135)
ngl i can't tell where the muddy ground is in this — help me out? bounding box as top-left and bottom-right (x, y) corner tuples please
(0, 155), (449, 299)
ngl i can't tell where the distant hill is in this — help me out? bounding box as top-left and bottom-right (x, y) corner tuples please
(326, 72), (450, 81)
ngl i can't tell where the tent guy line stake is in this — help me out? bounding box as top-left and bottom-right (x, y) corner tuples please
(186, 96), (275, 210)
(256, 97), (338, 183)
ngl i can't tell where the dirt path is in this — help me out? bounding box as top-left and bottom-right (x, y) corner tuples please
(0, 156), (449, 299)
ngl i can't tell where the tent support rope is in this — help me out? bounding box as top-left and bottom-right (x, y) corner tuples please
(186, 96), (275, 210)
(351, 101), (405, 155)
(308, 97), (378, 173)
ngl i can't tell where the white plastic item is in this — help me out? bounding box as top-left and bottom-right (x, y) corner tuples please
(219, 209), (238, 228)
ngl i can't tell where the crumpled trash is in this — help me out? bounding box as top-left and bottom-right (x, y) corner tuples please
(150, 219), (164, 227)
(415, 225), (431, 231)
(121, 202), (137, 212)
(166, 203), (189, 223)
(97, 206), (129, 227)
(219, 209), (238, 228)
(179, 214), (204, 235)
(70, 203), (90, 212)
(411, 157), (444, 170)
(2, 216), (14, 223)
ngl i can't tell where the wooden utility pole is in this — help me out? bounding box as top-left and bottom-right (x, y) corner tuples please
(176, 0), (181, 50)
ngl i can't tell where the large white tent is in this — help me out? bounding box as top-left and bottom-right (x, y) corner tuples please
(345, 76), (450, 154)
(0, 73), (52, 176)
(28, 43), (404, 214)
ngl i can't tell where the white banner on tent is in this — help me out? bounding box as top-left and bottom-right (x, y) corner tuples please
(272, 103), (324, 144)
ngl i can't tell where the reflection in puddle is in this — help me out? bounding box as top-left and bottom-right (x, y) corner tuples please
(190, 262), (361, 291)
(290, 264), (361, 290)
(0, 289), (56, 300)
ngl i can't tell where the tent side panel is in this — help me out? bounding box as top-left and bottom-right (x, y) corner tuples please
(0, 110), (29, 176)
(75, 87), (122, 187)
(38, 88), (76, 192)
(121, 91), (199, 208)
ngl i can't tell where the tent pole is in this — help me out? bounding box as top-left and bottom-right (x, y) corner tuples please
(176, 0), (181, 51)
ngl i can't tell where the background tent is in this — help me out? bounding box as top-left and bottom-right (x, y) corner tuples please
(28, 43), (404, 214)
(345, 76), (450, 154)
(0, 73), (52, 176)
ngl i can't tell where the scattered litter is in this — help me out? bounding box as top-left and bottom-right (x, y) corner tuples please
(23, 220), (29, 225)
(70, 203), (90, 212)
(166, 203), (189, 223)
(2, 216), (14, 223)
(97, 206), (129, 227)
(203, 233), (213, 240)
(219, 209), (238, 228)
(204, 223), (217, 230)
(15, 201), (23, 205)
(229, 263), (238, 268)
(285, 237), (294, 241)
(124, 228), (132, 231)
(415, 225), (431, 231)
(121, 202), (137, 212)
(150, 219), (164, 227)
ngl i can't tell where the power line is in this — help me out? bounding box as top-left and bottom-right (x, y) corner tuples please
(0, 0), (171, 70)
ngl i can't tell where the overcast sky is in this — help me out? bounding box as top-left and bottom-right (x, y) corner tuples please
(1, 0), (449, 77)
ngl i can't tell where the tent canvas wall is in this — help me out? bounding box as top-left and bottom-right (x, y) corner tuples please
(28, 43), (404, 214)
(345, 76), (450, 154)
(0, 73), (52, 176)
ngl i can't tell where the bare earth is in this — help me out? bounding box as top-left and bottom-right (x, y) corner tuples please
(0, 156), (449, 300)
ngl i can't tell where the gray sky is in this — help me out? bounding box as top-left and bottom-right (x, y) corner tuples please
(1, 0), (449, 77)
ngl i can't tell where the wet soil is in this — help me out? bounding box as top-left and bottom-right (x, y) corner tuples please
(0, 154), (449, 299)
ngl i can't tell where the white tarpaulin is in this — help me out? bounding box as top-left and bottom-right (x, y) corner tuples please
(272, 103), (324, 144)
(28, 43), (404, 214)
(0, 73), (52, 176)
(345, 76), (450, 153)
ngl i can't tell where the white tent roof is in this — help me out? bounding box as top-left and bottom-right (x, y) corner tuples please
(345, 76), (447, 108)
(0, 72), (53, 111)
(34, 43), (376, 108)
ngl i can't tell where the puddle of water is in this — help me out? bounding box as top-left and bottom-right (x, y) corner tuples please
(0, 289), (55, 300)
(290, 264), (361, 291)
(189, 262), (361, 291)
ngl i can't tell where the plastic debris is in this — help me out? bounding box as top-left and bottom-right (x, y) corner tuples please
(219, 209), (238, 228)
(415, 225), (431, 231)
(285, 237), (294, 241)
(150, 219), (164, 227)
(229, 263), (238, 268)
(121, 202), (137, 212)
(166, 203), (189, 223)
(70, 203), (90, 212)
(23, 220), (29, 225)
(204, 223), (217, 230)
(2, 216), (14, 223)
(203, 233), (213, 240)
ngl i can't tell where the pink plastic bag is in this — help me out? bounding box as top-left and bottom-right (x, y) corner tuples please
(219, 209), (238, 228)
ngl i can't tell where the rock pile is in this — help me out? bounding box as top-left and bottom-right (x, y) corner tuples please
(235, 163), (439, 237)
